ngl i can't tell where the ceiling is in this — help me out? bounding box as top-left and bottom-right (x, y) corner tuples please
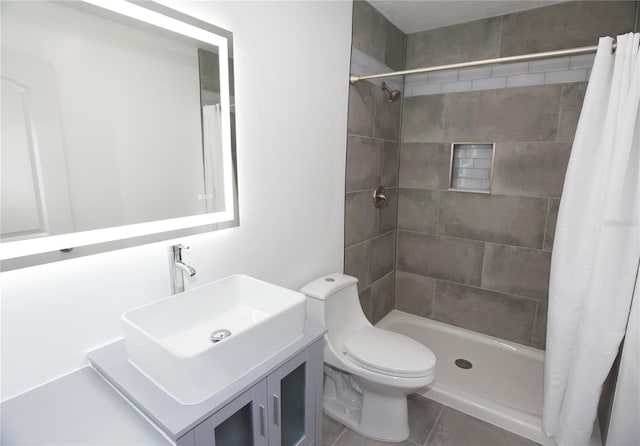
(368, 1), (564, 34)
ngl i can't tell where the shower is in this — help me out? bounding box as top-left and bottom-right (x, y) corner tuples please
(381, 82), (401, 102)
(344, 1), (640, 444)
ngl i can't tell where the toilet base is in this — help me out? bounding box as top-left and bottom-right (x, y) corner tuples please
(323, 366), (410, 442)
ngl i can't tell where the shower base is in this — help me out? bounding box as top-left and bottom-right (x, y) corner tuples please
(377, 310), (602, 446)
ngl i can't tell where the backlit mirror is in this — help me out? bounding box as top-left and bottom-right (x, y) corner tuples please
(0, 0), (238, 270)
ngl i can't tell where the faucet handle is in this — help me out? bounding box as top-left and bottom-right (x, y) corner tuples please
(172, 244), (190, 261)
(172, 244), (189, 255)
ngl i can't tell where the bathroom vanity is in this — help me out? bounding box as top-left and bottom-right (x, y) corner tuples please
(1, 324), (325, 445)
(2, 274), (326, 445)
(90, 323), (325, 446)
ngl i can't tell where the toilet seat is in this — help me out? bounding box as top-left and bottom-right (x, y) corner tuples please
(343, 327), (435, 378)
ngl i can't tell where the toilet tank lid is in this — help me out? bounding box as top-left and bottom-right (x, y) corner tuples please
(300, 274), (358, 300)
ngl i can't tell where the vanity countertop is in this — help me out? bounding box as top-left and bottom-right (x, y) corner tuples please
(0, 367), (171, 445)
(1, 322), (326, 445)
(88, 321), (326, 440)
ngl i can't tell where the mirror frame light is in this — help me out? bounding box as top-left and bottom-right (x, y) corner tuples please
(0, 0), (238, 268)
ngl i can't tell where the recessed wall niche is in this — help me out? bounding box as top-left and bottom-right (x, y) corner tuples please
(449, 143), (495, 192)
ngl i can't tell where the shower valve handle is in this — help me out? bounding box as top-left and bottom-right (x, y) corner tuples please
(373, 186), (388, 208)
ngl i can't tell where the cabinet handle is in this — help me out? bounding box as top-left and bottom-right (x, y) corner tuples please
(273, 395), (280, 427)
(259, 404), (266, 437)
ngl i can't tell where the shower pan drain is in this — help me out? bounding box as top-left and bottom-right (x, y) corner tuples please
(455, 358), (473, 369)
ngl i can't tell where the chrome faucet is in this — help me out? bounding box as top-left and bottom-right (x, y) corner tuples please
(171, 244), (196, 294)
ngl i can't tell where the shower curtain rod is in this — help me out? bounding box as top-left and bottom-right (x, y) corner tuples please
(349, 42), (617, 84)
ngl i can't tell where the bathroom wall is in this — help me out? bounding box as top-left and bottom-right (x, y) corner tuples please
(394, 1), (637, 348)
(344, 1), (404, 324)
(0, 1), (353, 401)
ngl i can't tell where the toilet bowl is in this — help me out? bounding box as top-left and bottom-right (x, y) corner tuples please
(301, 274), (436, 442)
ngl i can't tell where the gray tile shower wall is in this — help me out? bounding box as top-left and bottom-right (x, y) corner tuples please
(346, 0), (636, 339)
(352, 1), (405, 71)
(499, 1), (637, 56)
(395, 82), (582, 349)
(395, 1), (636, 349)
(406, 17), (502, 69)
(345, 1), (405, 323)
(406, 1), (637, 68)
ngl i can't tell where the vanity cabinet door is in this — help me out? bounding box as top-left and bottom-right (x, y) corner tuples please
(188, 339), (324, 446)
(267, 349), (316, 446)
(193, 379), (268, 446)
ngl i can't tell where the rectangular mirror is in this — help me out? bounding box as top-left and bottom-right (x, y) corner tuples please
(0, 0), (238, 270)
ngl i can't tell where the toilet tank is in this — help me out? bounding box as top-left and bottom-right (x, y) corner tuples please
(301, 273), (371, 349)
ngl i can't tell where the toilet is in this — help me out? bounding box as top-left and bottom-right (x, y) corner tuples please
(301, 273), (436, 442)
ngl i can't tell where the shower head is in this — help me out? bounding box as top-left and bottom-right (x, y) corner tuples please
(381, 82), (401, 102)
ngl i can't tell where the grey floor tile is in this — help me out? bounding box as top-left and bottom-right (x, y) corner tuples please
(407, 394), (444, 445)
(334, 428), (416, 446)
(426, 407), (541, 446)
(323, 414), (346, 446)
(322, 396), (442, 445)
(323, 398), (539, 446)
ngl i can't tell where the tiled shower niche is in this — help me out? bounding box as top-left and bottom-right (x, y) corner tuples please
(449, 143), (494, 192)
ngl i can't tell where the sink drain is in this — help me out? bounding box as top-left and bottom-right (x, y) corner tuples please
(455, 358), (473, 369)
(211, 329), (232, 343)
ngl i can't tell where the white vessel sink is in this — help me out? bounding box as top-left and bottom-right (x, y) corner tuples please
(121, 274), (306, 405)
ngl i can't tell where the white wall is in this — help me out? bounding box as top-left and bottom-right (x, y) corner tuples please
(0, 0), (352, 401)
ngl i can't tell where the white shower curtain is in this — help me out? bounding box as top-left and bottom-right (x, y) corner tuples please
(543, 33), (640, 445)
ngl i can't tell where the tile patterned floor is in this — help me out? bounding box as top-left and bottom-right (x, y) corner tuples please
(322, 394), (541, 446)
